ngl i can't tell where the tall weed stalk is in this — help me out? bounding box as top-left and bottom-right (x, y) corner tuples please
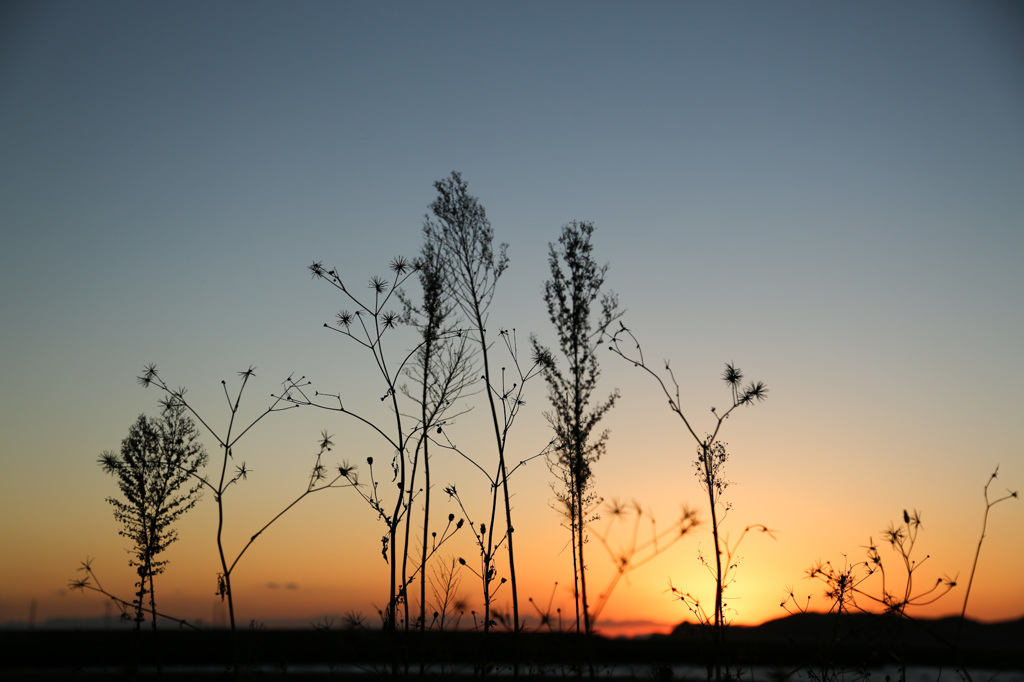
(531, 220), (621, 635)
(609, 327), (768, 680)
(298, 256), (469, 633)
(423, 171), (540, 640)
(955, 466), (1017, 648)
(399, 238), (477, 633)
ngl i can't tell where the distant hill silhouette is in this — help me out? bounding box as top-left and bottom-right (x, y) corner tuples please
(667, 612), (1023, 667)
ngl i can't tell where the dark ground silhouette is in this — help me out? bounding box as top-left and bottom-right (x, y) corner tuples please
(2, 613), (1021, 679)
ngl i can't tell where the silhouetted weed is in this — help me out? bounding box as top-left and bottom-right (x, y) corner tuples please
(425, 171), (541, 646)
(296, 255), (473, 638)
(68, 557), (198, 630)
(609, 327), (769, 681)
(97, 401), (207, 631)
(531, 220), (622, 638)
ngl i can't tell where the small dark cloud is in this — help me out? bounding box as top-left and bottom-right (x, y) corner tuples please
(286, 583), (298, 590)
(266, 582), (279, 590)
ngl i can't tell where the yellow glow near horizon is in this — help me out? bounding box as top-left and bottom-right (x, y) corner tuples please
(12, 449), (1020, 634)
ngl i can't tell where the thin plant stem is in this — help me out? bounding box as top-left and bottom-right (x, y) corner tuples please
(955, 466), (1018, 647)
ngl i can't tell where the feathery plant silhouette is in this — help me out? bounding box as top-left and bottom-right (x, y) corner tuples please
(398, 238), (478, 634)
(531, 220), (622, 637)
(94, 401), (206, 631)
(423, 171), (545, 644)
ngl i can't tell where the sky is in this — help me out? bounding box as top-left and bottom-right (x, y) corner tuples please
(1, 1), (1022, 635)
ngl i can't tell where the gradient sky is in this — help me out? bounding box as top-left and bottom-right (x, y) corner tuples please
(1, 1), (1022, 634)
